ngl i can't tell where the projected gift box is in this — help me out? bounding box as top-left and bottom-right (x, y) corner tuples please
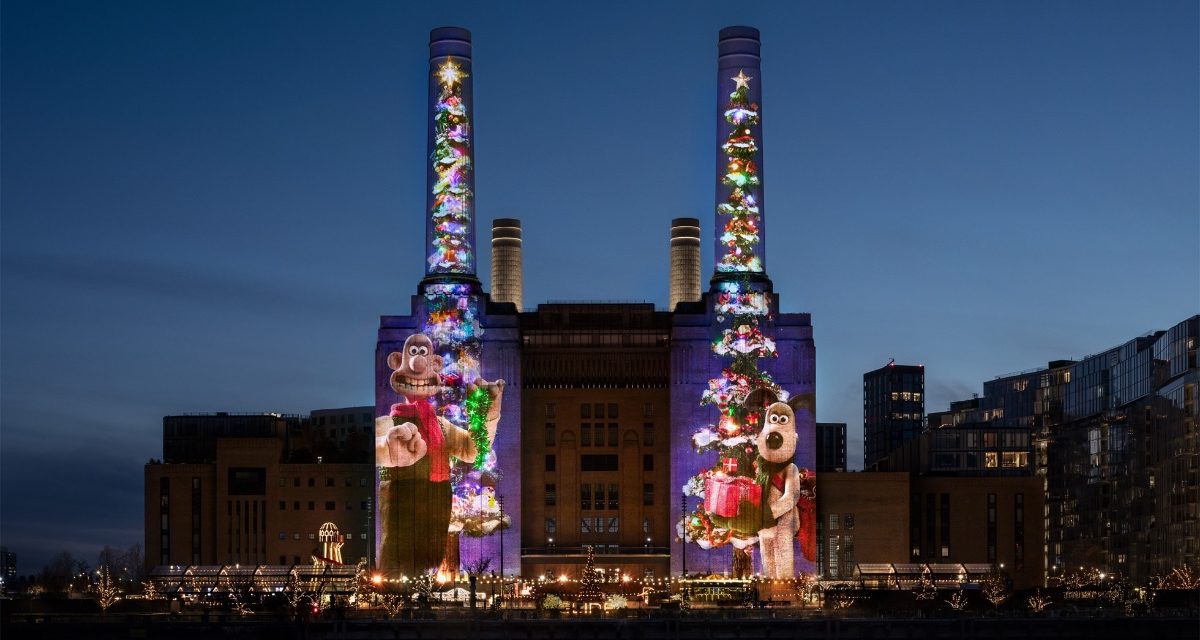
(704, 475), (764, 533)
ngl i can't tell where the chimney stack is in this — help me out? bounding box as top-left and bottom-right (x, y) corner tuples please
(712, 26), (770, 290)
(422, 26), (480, 289)
(490, 218), (523, 309)
(669, 218), (701, 310)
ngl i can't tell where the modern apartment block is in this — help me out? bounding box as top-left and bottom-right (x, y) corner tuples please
(863, 363), (925, 469)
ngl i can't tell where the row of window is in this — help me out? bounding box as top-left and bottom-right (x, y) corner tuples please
(314, 413), (372, 426)
(280, 477), (370, 488)
(544, 454), (654, 472)
(545, 518), (654, 535)
(278, 500), (370, 511)
(544, 423), (655, 447)
(890, 392), (923, 401)
(543, 483), (655, 508)
(544, 403), (657, 419)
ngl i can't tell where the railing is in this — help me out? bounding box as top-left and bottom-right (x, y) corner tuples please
(521, 546), (670, 556)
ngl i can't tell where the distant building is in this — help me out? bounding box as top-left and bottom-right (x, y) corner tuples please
(863, 363), (925, 469)
(145, 410), (374, 569)
(0, 546), (15, 591)
(816, 422), (847, 472)
(1041, 316), (1199, 584)
(892, 315), (1200, 586)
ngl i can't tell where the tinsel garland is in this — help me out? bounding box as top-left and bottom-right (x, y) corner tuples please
(463, 385), (492, 470)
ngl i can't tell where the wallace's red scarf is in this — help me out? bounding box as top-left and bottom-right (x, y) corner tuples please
(389, 401), (449, 482)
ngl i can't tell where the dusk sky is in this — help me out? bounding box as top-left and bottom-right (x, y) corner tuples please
(2, 1), (1196, 571)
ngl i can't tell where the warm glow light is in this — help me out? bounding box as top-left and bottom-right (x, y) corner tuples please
(558, 574), (567, 583)
(437, 59), (465, 87)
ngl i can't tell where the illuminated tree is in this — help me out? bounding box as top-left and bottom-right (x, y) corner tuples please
(679, 282), (779, 575)
(428, 59), (473, 274)
(945, 589), (969, 611)
(716, 70), (763, 274)
(578, 546), (603, 604)
(1027, 589), (1051, 614)
(981, 571), (1010, 610)
(95, 565), (121, 613)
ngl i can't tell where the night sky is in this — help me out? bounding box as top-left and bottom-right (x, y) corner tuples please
(2, 1), (1196, 571)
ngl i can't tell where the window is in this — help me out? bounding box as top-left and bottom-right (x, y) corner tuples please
(360, 477), (368, 487)
(326, 477), (334, 487)
(594, 403), (605, 419)
(345, 477), (352, 487)
(325, 501), (335, 510)
(828, 536), (840, 578)
(293, 533), (301, 540)
(308, 501), (315, 511)
(545, 518), (556, 534)
(581, 454), (618, 471)
(608, 484), (619, 510)
(581, 424), (591, 446)
(545, 454), (556, 471)
(607, 517), (619, 533)
(545, 484), (557, 507)
(844, 514), (854, 529)
(593, 483), (605, 509)
(643, 517), (652, 533)
(546, 403), (556, 418)
(308, 533), (316, 541)
(643, 423), (654, 446)
(279, 531), (286, 540)
(829, 514), (839, 530)
(643, 454), (653, 471)
(643, 403), (654, 418)
(346, 501), (353, 510)
(293, 477), (300, 487)
(278, 478), (286, 487)
(345, 533), (353, 540)
(1001, 451), (1028, 468)
(581, 518), (592, 533)
(279, 501), (286, 510)
(984, 452), (999, 468)
(607, 404), (618, 419)
(608, 423), (618, 446)
(581, 404), (591, 419)
(308, 477), (315, 487)
(643, 483), (654, 506)
(361, 501), (369, 511)
(293, 501), (300, 510)
(545, 423), (556, 446)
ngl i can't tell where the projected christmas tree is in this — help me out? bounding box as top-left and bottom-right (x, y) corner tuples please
(715, 70), (763, 274)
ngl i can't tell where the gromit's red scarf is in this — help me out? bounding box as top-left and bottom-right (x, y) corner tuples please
(389, 401), (449, 482)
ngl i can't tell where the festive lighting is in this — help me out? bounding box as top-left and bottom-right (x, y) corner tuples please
(429, 58), (474, 274)
(731, 69), (752, 90)
(716, 72), (763, 274)
(437, 59), (466, 87)
(681, 280), (787, 561)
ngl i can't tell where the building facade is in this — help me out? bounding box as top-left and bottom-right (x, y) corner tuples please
(145, 412), (374, 569)
(863, 363), (925, 469)
(816, 422), (847, 472)
(816, 472), (1044, 590)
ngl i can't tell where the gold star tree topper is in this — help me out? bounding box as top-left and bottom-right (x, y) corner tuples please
(732, 69), (752, 90)
(437, 59), (467, 87)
